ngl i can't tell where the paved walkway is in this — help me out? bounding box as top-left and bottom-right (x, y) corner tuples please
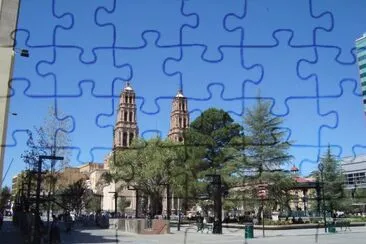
(57, 225), (366, 244)
(0, 217), (24, 244)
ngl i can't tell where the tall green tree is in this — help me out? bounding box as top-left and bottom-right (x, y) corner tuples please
(61, 179), (88, 216)
(0, 186), (11, 210)
(243, 99), (293, 219)
(186, 108), (242, 181)
(110, 137), (182, 216)
(315, 147), (345, 212)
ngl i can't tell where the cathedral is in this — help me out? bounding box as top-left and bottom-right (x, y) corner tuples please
(101, 82), (189, 215)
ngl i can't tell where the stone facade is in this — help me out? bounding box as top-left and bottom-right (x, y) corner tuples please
(102, 82), (139, 213)
(168, 90), (189, 142)
(101, 86), (190, 216)
(114, 82), (139, 149)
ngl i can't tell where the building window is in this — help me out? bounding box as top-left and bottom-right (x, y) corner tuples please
(123, 132), (127, 147)
(360, 63), (366, 70)
(179, 137), (183, 142)
(124, 111), (128, 121)
(129, 112), (133, 122)
(361, 72), (366, 78)
(129, 133), (134, 145)
(183, 118), (186, 128)
(179, 118), (182, 128)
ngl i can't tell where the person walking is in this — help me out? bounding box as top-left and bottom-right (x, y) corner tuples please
(49, 215), (61, 244)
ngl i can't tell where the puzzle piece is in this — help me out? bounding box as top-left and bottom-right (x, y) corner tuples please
(319, 81), (366, 158)
(312, 0), (366, 63)
(296, 144), (342, 175)
(95, 0), (195, 48)
(164, 45), (262, 106)
(298, 46), (360, 96)
(243, 31), (318, 115)
(181, 0), (244, 61)
(10, 45), (57, 97)
(56, 82), (115, 163)
(3, 80), (77, 171)
(54, 0), (114, 63)
(37, 47), (131, 97)
(96, 94), (170, 140)
(17, 0), (72, 47)
(281, 97), (337, 170)
(284, 97), (336, 146)
(114, 32), (181, 114)
(186, 84), (244, 117)
(225, 0), (332, 47)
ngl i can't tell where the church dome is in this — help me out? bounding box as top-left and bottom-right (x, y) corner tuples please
(124, 82), (133, 91)
(176, 89), (184, 97)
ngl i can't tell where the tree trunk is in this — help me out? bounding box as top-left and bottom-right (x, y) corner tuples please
(150, 193), (163, 216)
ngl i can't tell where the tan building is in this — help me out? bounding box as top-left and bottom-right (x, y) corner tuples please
(54, 162), (104, 190)
(163, 90), (190, 214)
(168, 89), (189, 142)
(56, 167), (86, 189)
(79, 162), (104, 174)
(101, 85), (190, 216)
(0, 0), (22, 190)
(102, 82), (139, 213)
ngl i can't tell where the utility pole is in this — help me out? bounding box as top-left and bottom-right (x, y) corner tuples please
(128, 185), (139, 218)
(34, 155), (63, 244)
(109, 191), (119, 217)
(318, 163), (327, 233)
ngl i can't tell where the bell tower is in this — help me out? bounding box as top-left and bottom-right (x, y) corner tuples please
(168, 89), (189, 142)
(114, 82), (139, 149)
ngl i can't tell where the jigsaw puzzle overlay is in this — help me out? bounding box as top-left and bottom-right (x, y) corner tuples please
(2, 0), (366, 240)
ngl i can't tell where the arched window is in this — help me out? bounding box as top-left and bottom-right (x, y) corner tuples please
(183, 118), (186, 128)
(124, 111), (128, 121)
(118, 131), (121, 145)
(125, 96), (128, 103)
(179, 118), (182, 128)
(122, 132), (127, 147)
(129, 112), (133, 122)
(129, 133), (134, 145)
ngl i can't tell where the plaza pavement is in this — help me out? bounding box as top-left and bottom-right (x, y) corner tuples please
(1, 217), (365, 244)
(60, 224), (366, 244)
(0, 217), (24, 244)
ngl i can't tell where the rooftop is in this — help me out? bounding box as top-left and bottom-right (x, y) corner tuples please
(356, 33), (366, 42)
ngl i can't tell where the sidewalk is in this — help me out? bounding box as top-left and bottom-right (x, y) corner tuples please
(0, 217), (24, 244)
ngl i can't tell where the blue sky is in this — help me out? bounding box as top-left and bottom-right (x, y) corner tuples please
(3, 0), (366, 187)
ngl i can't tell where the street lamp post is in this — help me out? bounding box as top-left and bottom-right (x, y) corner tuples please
(318, 163), (327, 233)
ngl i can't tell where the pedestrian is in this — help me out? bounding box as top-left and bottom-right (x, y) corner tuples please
(49, 215), (61, 244)
(0, 210), (4, 230)
(65, 212), (73, 233)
